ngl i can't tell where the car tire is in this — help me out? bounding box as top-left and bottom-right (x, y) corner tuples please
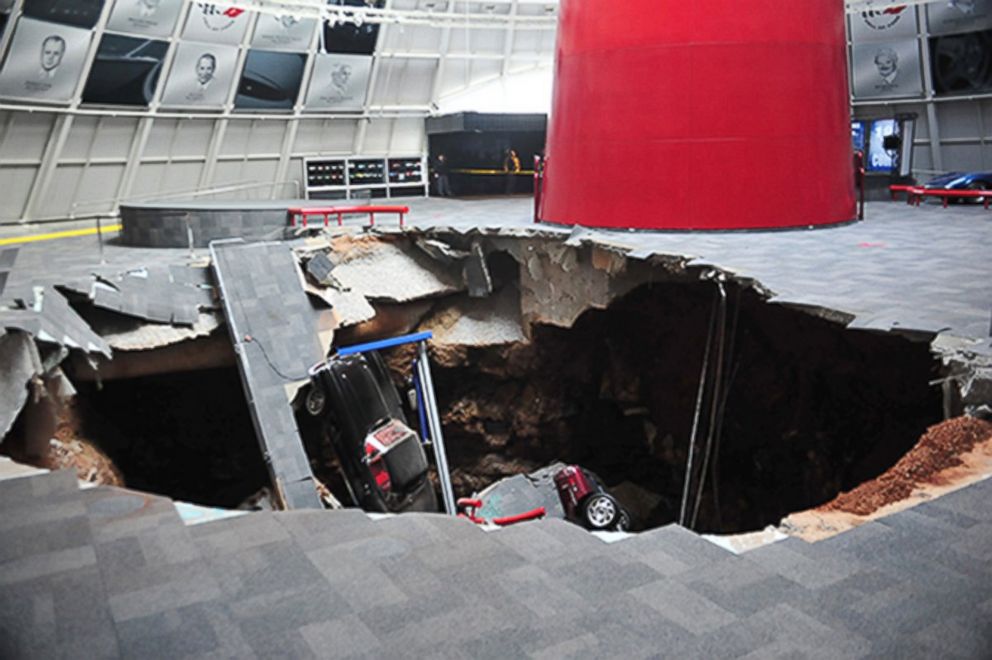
(580, 493), (621, 530)
(966, 181), (989, 204)
(305, 386), (326, 416)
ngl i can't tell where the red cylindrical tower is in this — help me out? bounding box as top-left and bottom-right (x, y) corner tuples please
(539, 0), (855, 230)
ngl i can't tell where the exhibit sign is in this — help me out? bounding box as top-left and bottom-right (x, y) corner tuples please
(927, 0), (992, 36)
(849, 6), (917, 42)
(21, 0), (106, 29)
(851, 39), (924, 99)
(160, 41), (239, 108)
(105, 0), (183, 38)
(234, 49), (305, 110)
(867, 119), (899, 172)
(182, 2), (250, 46)
(251, 13), (317, 52)
(304, 52), (371, 111)
(323, 0), (383, 55)
(0, 17), (91, 103)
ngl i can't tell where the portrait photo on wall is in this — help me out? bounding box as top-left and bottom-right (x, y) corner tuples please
(160, 41), (239, 108)
(304, 52), (371, 111)
(251, 13), (317, 52)
(234, 49), (305, 110)
(182, 2), (250, 46)
(928, 0), (992, 36)
(0, 17), (92, 103)
(21, 0), (106, 29)
(930, 28), (992, 95)
(105, 0), (183, 38)
(322, 0), (384, 55)
(849, 5), (917, 43)
(82, 33), (168, 106)
(851, 39), (924, 99)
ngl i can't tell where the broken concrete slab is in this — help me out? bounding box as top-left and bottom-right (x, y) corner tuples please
(0, 330), (42, 439)
(60, 265), (211, 326)
(464, 243), (493, 298)
(12, 286), (112, 358)
(83, 308), (223, 352)
(210, 240), (325, 510)
(475, 462), (568, 522)
(0, 247), (17, 299)
(418, 286), (526, 347)
(331, 238), (463, 302)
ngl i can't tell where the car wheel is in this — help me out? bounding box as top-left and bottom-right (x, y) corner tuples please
(580, 493), (621, 530)
(305, 386), (325, 416)
(966, 181), (989, 204)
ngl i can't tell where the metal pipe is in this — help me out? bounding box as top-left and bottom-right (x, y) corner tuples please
(690, 279), (727, 530)
(678, 292), (718, 527)
(417, 340), (457, 515)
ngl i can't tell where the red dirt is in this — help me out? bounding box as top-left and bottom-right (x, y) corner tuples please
(820, 417), (992, 516)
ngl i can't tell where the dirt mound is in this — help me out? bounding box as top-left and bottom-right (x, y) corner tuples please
(820, 417), (992, 516)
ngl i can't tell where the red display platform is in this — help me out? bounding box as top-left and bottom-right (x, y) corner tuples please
(538, 0), (855, 230)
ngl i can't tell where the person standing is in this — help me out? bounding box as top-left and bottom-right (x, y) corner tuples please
(503, 148), (521, 195)
(433, 153), (452, 197)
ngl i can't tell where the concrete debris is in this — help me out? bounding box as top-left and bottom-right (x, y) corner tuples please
(332, 238), (463, 302)
(71, 333), (235, 382)
(304, 283), (376, 328)
(418, 286), (526, 347)
(60, 265), (213, 326)
(341, 300), (433, 346)
(0, 330), (43, 439)
(46, 437), (123, 486)
(518, 240), (649, 329)
(464, 243), (493, 298)
(0, 247), (17, 298)
(474, 462), (568, 521)
(305, 252), (337, 286)
(414, 238), (470, 263)
(11, 286), (111, 358)
(210, 240), (325, 510)
(86, 309), (223, 351)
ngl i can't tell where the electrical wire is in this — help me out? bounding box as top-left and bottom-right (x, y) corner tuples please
(244, 334), (312, 382)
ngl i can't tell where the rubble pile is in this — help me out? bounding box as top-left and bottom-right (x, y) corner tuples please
(820, 416), (992, 516)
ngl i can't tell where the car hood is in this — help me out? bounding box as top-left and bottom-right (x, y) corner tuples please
(924, 172), (968, 188)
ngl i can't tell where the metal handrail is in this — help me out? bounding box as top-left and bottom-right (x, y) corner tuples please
(70, 179), (301, 217)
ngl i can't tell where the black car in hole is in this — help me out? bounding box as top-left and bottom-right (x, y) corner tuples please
(306, 351), (438, 514)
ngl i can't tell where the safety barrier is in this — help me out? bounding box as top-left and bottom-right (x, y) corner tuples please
(288, 205), (409, 228)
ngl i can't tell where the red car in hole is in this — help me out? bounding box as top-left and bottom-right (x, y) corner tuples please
(554, 465), (630, 532)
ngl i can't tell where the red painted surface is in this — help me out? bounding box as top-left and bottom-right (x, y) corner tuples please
(288, 205), (409, 227)
(539, 0), (855, 230)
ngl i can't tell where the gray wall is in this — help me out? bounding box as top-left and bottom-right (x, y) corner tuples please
(0, 0), (556, 224)
(850, 2), (992, 177)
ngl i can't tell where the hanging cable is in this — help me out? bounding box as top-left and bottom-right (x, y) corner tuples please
(708, 286), (742, 529)
(690, 278), (727, 530)
(678, 292), (718, 527)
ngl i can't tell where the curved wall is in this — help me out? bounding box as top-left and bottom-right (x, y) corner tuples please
(539, 0), (855, 230)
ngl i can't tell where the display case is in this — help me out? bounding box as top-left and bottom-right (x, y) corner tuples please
(348, 159), (385, 185)
(388, 157), (423, 184)
(306, 159), (346, 188)
(303, 155), (427, 200)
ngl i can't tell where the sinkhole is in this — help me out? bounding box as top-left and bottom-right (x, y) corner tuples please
(4, 242), (949, 536)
